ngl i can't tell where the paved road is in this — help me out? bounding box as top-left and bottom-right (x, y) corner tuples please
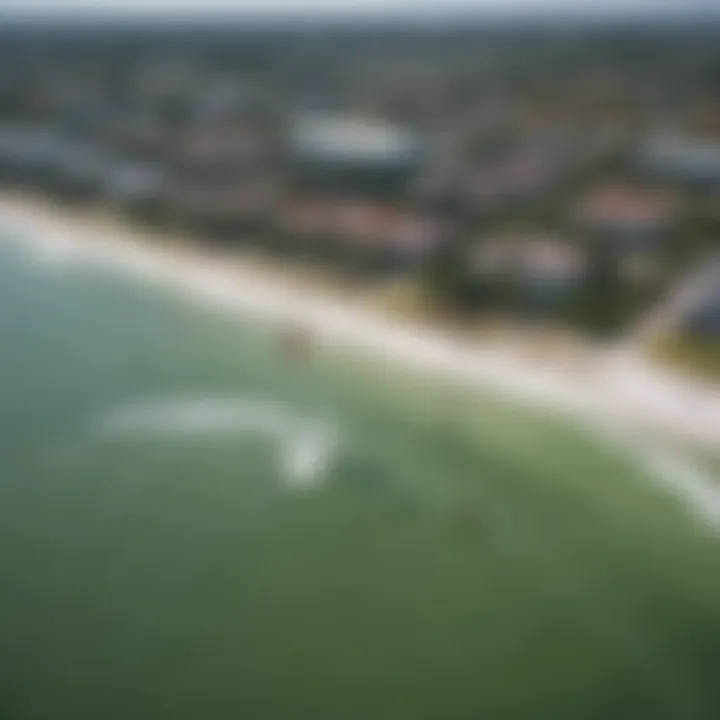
(627, 252), (720, 349)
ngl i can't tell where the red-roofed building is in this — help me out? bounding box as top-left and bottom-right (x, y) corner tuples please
(471, 232), (587, 300)
(573, 184), (681, 249)
(279, 197), (441, 274)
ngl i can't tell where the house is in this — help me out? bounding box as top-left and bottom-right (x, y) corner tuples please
(387, 212), (442, 269)
(0, 126), (60, 184)
(471, 232), (587, 311)
(683, 287), (720, 337)
(411, 164), (465, 212)
(474, 233), (585, 283)
(175, 125), (272, 175)
(639, 133), (720, 185)
(279, 198), (441, 275)
(352, 206), (441, 275)
(517, 239), (587, 297)
(275, 197), (338, 256)
(0, 125), (106, 197)
(46, 139), (109, 200)
(168, 178), (278, 238)
(572, 184), (681, 250)
(101, 160), (170, 218)
(462, 153), (560, 215)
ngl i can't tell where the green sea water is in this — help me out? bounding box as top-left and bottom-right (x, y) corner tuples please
(1, 237), (719, 720)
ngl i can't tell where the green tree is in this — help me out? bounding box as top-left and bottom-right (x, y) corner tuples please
(571, 237), (626, 336)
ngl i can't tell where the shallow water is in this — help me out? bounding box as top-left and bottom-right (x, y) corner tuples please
(1, 236), (720, 720)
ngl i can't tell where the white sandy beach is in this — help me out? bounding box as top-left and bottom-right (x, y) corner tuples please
(1, 192), (719, 521)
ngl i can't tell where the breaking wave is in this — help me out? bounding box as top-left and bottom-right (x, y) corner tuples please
(638, 445), (720, 527)
(595, 419), (720, 529)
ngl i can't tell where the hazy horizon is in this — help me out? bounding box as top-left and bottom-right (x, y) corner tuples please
(1, 0), (719, 27)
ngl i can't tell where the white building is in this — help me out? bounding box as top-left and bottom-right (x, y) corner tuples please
(640, 133), (720, 183)
(289, 113), (422, 169)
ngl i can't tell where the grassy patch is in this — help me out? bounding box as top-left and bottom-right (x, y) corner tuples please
(652, 333), (720, 380)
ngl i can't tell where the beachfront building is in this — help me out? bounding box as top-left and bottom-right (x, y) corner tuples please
(470, 232), (587, 315)
(0, 121), (116, 201)
(330, 200), (441, 276)
(276, 195), (441, 276)
(572, 184), (681, 251)
(162, 118), (282, 240)
(0, 126), (64, 187)
(41, 139), (110, 201)
(167, 176), (279, 241)
(99, 160), (171, 220)
(275, 197), (337, 258)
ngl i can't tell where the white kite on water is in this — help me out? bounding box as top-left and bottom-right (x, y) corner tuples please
(94, 395), (339, 488)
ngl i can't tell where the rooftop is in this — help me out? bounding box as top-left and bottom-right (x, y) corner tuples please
(280, 197), (440, 256)
(473, 233), (586, 283)
(640, 133), (720, 179)
(290, 113), (421, 167)
(574, 184), (681, 232)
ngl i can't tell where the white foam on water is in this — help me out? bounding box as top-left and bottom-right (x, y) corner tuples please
(594, 418), (720, 529)
(98, 396), (289, 437)
(281, 424), (339, 489)
(637, 445), (720, 528)
(7, 227), (105, 275)
(94, 395), (339, 489)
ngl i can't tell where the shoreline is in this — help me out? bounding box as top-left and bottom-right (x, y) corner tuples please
(1, 191), (719, 452)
